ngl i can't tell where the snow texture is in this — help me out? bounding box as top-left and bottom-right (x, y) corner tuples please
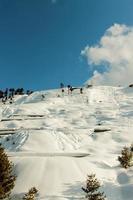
(0, 86), (133, 200)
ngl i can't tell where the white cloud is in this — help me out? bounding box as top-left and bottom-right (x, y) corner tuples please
(81, 23), (133, 86)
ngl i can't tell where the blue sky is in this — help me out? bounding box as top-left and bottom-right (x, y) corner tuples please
(0, 0), (133, 90)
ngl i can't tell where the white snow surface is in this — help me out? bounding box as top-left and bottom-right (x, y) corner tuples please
(0, 86), (133, 199)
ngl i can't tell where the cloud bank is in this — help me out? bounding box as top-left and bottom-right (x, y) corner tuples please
(81, 24), (133, 86)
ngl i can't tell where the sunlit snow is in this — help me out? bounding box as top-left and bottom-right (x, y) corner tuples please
(0, 86), (133, 200)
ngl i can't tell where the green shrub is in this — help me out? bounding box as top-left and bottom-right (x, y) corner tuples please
(23, 187), (38, 200)
(118, 146), (133, 168)
(82, 174), (106, 200)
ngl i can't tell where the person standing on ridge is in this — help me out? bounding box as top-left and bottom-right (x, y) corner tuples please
(67, 85), (71, 94)
(80, 88), (83, 94)
(60, 83), (65, 95)
(69, 86), (73, 94)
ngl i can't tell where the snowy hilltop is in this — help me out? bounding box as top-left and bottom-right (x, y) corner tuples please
(0, 85), (133, 200)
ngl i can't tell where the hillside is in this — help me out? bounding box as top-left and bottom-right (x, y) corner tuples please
(0, 86), (133, 200)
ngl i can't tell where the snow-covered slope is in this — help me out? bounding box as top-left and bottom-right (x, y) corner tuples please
(0, 86), (133, 200)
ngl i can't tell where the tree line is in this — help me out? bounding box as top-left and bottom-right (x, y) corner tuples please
(0, 88), (33, 99)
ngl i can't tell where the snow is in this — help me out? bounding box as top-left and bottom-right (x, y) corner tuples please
(0, 86), (133, 199)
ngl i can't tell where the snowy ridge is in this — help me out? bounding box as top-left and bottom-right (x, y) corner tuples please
(0, 86), (133, 200)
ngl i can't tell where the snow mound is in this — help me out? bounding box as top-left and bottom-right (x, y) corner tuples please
(121, 87), (133, 95)
(0, 129), (29, 151)
(14, 89), (59, 104)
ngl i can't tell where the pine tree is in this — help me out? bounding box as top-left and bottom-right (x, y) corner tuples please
(118, 146), (133, 168)
(82, 174), (106, 200)
(0, 146), (16, 199)
(23, 187), (38, 200)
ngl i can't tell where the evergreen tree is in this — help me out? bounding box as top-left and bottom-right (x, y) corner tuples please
(82, 174), (106, 200)
(118, 146), (133, 168)
(0, 146), (16, 199)
(23, 187), (38, 200)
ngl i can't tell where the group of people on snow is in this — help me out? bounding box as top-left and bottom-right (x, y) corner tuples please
(60, 83), (83, 95)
